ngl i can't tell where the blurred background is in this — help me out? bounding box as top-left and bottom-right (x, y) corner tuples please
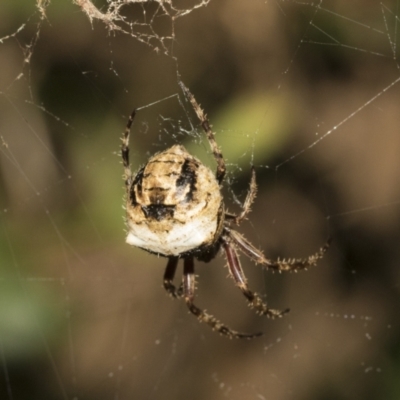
(1, 0), (400, 399)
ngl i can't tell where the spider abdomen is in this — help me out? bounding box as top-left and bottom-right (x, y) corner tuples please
(125, 145), (224, 256)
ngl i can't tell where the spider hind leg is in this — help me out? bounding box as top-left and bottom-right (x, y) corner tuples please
(181, 257), (262, 339)
(163, 256), (182, 298)
(222, 237), (289, 318)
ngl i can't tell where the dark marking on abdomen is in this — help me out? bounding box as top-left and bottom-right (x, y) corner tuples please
(176, 159), (197, 202)
(142, 204), (175, 221)
(130, 166), (145, 205)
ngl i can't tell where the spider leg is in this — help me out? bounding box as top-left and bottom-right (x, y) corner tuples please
(225, 166), (258, 225)
(121, 109), (136, 189)
(182, 257), (262, 339)
(228, 228), (331, 272)
(222, 237), (289, 318)
(179, 82), (226, 185)
(163, 256), (182, 298)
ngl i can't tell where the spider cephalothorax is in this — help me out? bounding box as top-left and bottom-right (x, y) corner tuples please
(121, 82), (330, 339)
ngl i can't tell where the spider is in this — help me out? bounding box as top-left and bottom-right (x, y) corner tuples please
(121, 82), (330, 339)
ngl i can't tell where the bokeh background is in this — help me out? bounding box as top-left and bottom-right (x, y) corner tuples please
(1, 1), (400, 399)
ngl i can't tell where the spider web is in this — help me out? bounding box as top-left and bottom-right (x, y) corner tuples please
(1, 1), (400, 399)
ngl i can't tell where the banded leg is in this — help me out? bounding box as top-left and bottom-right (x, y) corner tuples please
(223, 239), (289, 318)
(182, 257), (262, 339)
(179, 81), (226, 185)
(228, 228), (331, 272)
(121, 109), (137, 189)
(225, 166), (258, 225)
(163, 256), (182, 298)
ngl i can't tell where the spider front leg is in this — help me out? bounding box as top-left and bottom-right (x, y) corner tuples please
(179, 81), (226, 185)
(121, 109), (136, 190)
(222, 237), (289, 318)
(225, 166), (257, 225)
(182, 257), (262, 339)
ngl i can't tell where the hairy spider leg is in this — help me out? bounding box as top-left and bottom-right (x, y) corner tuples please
(225, 166), (258, 225)
(179, 82), (226, 185)
(163, 256), (182, 298)
(121, 109), (137, 190)
(229, 229), (332, 272)
(222, 237), (289, 318)
(235, 166), (257, 224)
(181, 257), (262, 339)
